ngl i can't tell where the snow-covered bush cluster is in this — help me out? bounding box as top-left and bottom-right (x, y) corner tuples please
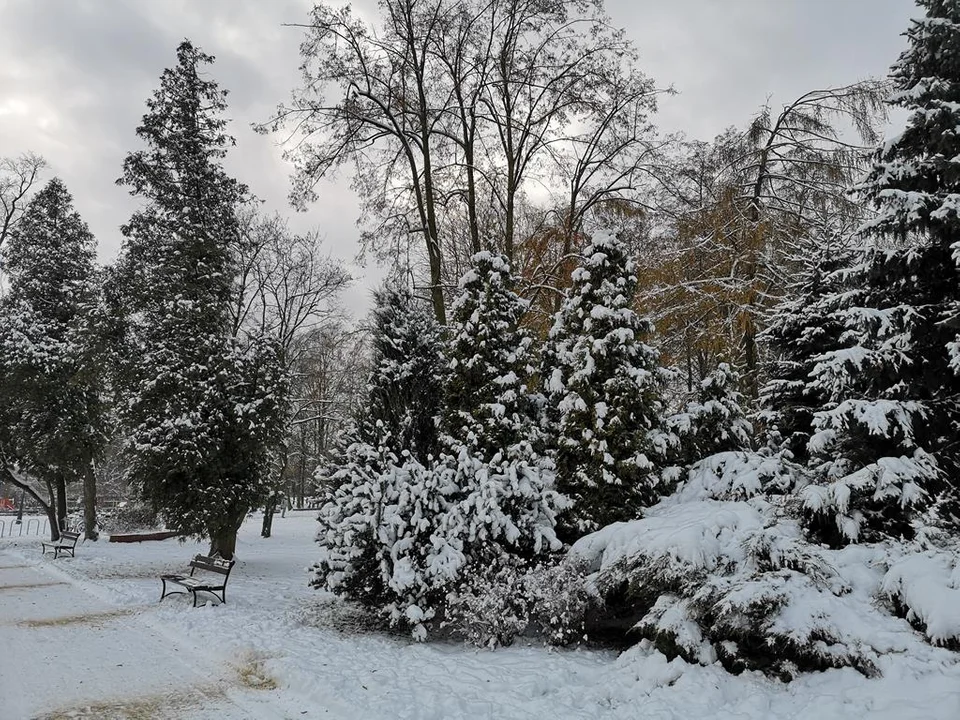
(443, 556), (596, 648)
(313, 269), (566, 640)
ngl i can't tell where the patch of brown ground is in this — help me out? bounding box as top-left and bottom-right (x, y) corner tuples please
(0, 581), (68, 591)
(19, 608), (135, 628)
(33, 685), (224, 720)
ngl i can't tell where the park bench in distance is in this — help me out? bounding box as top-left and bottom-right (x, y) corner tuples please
(41, 530), (80, 559)
(160, 554), (235, 607)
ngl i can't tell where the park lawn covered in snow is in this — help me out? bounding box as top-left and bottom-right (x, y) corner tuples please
(1, 511), (959, 720)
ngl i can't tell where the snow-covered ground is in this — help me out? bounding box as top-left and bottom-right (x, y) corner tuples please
(1, 511), (959, 719)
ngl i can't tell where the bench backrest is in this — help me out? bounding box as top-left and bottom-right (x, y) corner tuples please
(189, 555), (235, 577)
(61, 531), (80, 545)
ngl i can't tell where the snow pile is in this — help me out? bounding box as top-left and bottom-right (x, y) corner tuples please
(881, 547), (960, 648)
(570, 496), (930, 679)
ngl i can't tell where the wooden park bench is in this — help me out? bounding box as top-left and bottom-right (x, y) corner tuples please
(159, 554), (235, 607)
(40, 530), (80, 559)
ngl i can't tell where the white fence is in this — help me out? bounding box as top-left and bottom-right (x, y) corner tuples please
(0, 516), (50, 539)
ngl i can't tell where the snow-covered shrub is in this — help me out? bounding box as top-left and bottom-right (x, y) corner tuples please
(315, 444), (567, 641)
(443, 559), (530, 648)
(881, 547), (960, 649)
(523, 558), (597, 646)
(444, 556), (596, 648)
(673, 449), (798, 503)
(571, 499), (885, 679)
(314, 446), (459, 638)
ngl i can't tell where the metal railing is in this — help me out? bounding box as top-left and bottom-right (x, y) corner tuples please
(0, 517), (49, 538)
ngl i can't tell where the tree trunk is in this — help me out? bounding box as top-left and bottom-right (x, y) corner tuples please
(261, 494), (277, 538)
(82, 461), (98, 541)
(209, 529), (238, 560)
(55, 475), (67, 531)
(208, 509), (246, 560)
(44, 502), (60, 542)
(1, 465), (60, 540)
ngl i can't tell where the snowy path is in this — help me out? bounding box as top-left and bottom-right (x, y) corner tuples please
(0, 551), (300, 719)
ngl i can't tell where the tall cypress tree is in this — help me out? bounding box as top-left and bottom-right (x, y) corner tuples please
(117, 41), (286, 559)
(542, 233), (666, 539)
(0, 178), (107, 540)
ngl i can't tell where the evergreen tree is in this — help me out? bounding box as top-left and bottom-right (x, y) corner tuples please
(0, 178), (107, 540)
(761, 255), (851, 465)
(441, 251), (564, 565)
(763, 0), (960, 545)
(314, 283), (448, 619)
(543, 232), (666, 538)
(315, 259), (564, 639)
(354, 283), (446, 463)
(668, 362), (752, 467)
(442, 252), (539, 458)
(117, 40), (286, 559)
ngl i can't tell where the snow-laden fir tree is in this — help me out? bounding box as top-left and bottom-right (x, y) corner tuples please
(314, 283), (448, 614)
(761, 254), (851, 467)
(354, 282), (446, 462)
(667, 362), (752, 467)
(442, 252), (538, 457)
(763, 0), (960, 545)
(0, 178), (108, 540)
(440, 251), (564, 563)
(116, 41), (287, 559)
(542, 232), (667, 539)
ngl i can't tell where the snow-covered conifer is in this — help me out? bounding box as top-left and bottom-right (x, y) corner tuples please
(314, 283), (447, 616)
(116, 41), (286, 559)
(762, 0), (960, 545)
(542, 232), (666, 538)
(667, 362), (752, 467)
(442, 251), (538, 457)
(354, 283), (446, 462)
(0, 178), (108, 539)
(441, 251), (564, 567)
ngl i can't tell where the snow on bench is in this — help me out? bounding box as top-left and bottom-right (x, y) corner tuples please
(40, 530), (80, 559)
(159, 554), (235, 607)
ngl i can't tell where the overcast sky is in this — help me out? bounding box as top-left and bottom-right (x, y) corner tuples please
(0, 0), (916, 315)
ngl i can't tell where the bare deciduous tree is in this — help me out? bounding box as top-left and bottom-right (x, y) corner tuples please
(637, 81), (889, 395)
(0, 152), (46, 248)
(265, 0), (661, 322)
(229, 209), (353, 536)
